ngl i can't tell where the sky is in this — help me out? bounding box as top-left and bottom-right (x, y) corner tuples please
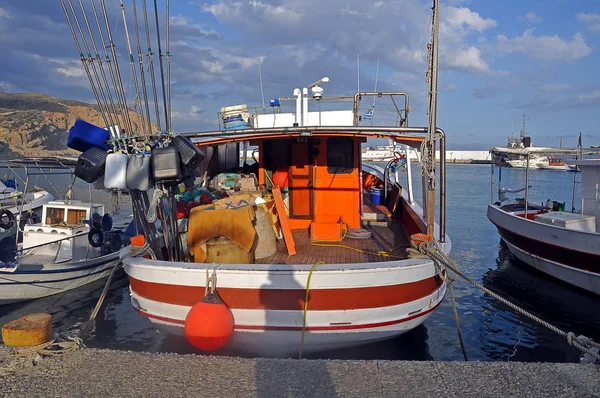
(0, 0), (599, 149)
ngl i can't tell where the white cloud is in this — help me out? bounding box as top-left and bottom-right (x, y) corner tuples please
(496, 30), (591, 61)
(520, 12), (542, 24)
(0, 8), (9, 18)
(577, 12), (600, 32)
(577, 89), (600, 103)
(170, 15), (191, 27)
(444, 6), (497, 32)
(443, 46), (490, 74)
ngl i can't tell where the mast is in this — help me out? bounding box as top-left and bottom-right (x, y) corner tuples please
(425, 0), (440, 238)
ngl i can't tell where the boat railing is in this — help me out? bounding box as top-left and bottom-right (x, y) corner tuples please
(216, 92), (410, 130)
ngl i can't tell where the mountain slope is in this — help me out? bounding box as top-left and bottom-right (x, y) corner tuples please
(0, 92), (145, 157)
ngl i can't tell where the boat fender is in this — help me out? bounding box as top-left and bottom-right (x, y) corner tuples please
(184, 291), (234, 351)
(0, 209), (14, 229)
(88, 227), (104, 248)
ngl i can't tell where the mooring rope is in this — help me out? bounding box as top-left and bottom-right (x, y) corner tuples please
(408, 237), (600, 362)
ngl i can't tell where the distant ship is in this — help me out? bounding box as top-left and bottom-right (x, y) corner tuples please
(493, 114), (549, 168)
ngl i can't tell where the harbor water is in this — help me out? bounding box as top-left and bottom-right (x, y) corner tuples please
(0, 164), (598, 362)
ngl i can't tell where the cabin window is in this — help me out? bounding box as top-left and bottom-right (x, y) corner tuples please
(67, 209), (87, 225)
(46, 208), (65, 225)
(327, 137), (354, 174)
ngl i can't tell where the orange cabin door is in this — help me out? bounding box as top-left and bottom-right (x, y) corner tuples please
(289, 142), (313, 219)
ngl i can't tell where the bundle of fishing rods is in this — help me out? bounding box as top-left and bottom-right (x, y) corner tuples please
(59, 0), (171, 137)
(60, 0), (181, 262)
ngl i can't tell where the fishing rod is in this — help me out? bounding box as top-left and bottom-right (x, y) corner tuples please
(99, 0), (134, 135)
(141, 0), (162, 131)
(89, 0), (129, 136)
(153, 0), (170, 132)
(65, 0), (113, 129)
(132, 0), (153, 135)
(119, 0), (148, 136)
(165, 0), (172, 132)
(77, 0), (121, 135)
(59, 0), (109, 130)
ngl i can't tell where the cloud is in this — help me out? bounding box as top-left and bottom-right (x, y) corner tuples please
(519, 12), (542, 24)
(577, 12), (600, 32)
(496, 29), (592, 61)
(444, 6), (497, 32)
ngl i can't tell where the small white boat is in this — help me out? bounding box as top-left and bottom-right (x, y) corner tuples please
(488, 158), (600, 295)
(0, 179), (54, 239)
(506, 155), (549, 168)
(537, 156), (570, 171)
(0, 200), (131, 305)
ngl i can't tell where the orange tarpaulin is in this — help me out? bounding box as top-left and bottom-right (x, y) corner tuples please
(187, 206), (256, 263)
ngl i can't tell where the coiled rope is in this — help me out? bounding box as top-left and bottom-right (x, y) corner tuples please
(408, 236), (600, 362)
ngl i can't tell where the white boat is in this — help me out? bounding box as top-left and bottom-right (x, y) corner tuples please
(0, 179), (54, 240)
(0, 195), (132, 304)
(123, 90), (451, 357)
(487, 158), (600, 295)
(506, 156), (549, 168)
(537, 156), (570, 171)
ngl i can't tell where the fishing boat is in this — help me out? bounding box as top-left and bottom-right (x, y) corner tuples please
(0, 163), (55, 241)
(57, 0), (449, 357)
(487, 149), (600, 295)
(493, 115), (550, 169)
(538, 156), (570, 171)
(124, 101), (450, 357)
(0, 157), (133, 305)
(0, 199), (132, 305)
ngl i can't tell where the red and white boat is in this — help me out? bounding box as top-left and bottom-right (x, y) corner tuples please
(538, 156), (570, 171)
(488, 158), (600, 295)
(123, 90), (451, 357)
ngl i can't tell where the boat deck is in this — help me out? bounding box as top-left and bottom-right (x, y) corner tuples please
(255, 222), (410, 265)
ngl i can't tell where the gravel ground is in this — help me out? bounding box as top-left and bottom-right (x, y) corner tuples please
(0, 346), (599, 397)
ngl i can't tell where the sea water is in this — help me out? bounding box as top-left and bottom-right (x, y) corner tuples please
(0, 164), (597, 362)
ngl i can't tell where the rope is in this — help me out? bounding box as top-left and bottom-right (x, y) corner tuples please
(146, 188), (164, 223)
(299, 261), (325, 359)
(409, 237), (600, 362)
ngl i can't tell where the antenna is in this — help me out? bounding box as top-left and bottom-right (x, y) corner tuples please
(357, 52), (360, 93)
(370, 59), (380, 126)
(519, 113), (528, 138)
(258, 59), (265, 109)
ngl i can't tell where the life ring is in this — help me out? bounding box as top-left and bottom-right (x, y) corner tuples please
(0, 209), (14, 229)
(88, 227), (104, 248)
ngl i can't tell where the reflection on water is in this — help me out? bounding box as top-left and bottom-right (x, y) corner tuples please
(0, 164), (598, 362)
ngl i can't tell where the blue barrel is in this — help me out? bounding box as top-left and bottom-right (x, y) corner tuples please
(370, 187), (383, 205)
(67, 119), (110, 152)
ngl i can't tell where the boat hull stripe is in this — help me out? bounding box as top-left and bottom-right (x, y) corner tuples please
(134, 300), (442, 331)
(495, 225), (599, 273)
(128, 275), (443, 311)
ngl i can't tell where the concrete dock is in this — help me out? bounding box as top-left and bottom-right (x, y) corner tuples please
(1, 347), (599, 397)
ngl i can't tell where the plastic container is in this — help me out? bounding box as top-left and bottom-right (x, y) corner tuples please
(75, 147), (107, 183)
(370, 187), (383, 205)
(127, 154), (154, 191)
(170, 136), (205, 169)
(152, 147), (182, 185)
(67, 119), (110, 152)
(104, 153), (129, 190)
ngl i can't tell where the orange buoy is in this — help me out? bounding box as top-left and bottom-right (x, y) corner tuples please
(184, 292), (234, 351)
(411, 233), (432, 246)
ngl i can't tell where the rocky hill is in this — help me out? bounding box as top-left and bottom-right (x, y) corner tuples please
(0, 92), (145, 157)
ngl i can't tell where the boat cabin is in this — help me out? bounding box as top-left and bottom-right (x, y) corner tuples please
(22, 201), (105, 262)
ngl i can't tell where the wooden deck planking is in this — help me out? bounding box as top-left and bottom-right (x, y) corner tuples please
(255, 223), (410, 265)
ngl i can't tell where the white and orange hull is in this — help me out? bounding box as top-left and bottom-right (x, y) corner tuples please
(124, 257), (446, 357)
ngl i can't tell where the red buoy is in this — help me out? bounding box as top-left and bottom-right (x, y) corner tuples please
(184, 292), (234, 351)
